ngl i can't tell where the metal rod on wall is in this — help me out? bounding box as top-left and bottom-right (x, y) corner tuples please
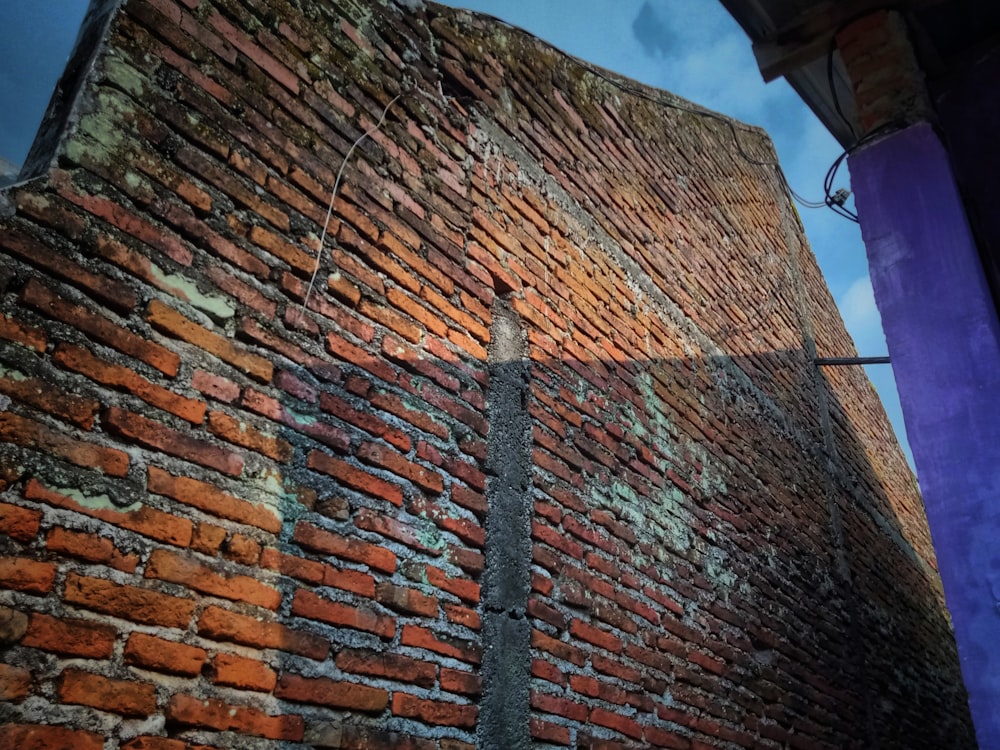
(814, 356), (891, 366)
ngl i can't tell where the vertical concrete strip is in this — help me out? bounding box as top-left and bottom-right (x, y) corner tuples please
(478, 298), (532, 750)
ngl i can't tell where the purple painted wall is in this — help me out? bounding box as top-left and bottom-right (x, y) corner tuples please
(851, 122), (1000, 749)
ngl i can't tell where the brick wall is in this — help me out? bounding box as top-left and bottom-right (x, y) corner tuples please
(0, 0), (974, 748)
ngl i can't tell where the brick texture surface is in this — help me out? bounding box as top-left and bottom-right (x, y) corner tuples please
(0, 0), (973, 748)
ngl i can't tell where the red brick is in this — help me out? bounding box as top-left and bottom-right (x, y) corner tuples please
(147, 298), (272, 382)
(145, 548), (281, 609)
(532, 658), (567, 686)
(291, 589), (395, 639)
(644, 726), (692, 749)
(440, 667), (481, 696)
(392, 692), (477, 728)
(223, 533), (262, 565)
(191, 368), (241, 403)
(0, 411), (129, 477)
(409, 496), (484, 548)
(589, 707), (645, 740)
(125, 632), (207, 676)
(104, 407), (244, 476)
(0, 662), (31, 701)
(58, 668), (157, 716)
(323, 563), (377, 596)
(20, 279), (180, 376)
(0, 502), (41, 542)
(376, 581), (438, 617)
(46, 527), (139, 572)
(325, 330), (398, 384)
(190, 523), (227, 555)
(531, 628), (587, 666)
(355, 506), (442, 555)
(209, 652), (277, 692)
(422, 563), (480, 604)
(336, 648), (437, 687)
(369, 389), (449, 439)
(0, 371), (99, 429)
(147, 466), (281, 533)
(21, 279), (180, 377)
(530, 690), (589, 722)
(356, 440), (444, 495)
(274, 672), (388, 712)
(0, 557), (56, 595)
(54, 343), (205, 424)
(531, 717), (572, 745)
(307, 449), (406, 506)
(400, 624), (481, 664)
(444, 602), (481, 630)
(207, 409), (292, 461)
(260, 547), (325, 584)
(22, 613), (116, 658)
(319, 392), (411, 451)
(25, 478), (192, 547)
(241, 388), (351, 451)
(122, 738), (187, 750)
(64, 573), (195, 629)
(294, 521), (397, 573)
(0, 314), (46, 352)
(166, 693), (304, 740)
(0, 724), (104, 750)
(197, 604), (329, 660)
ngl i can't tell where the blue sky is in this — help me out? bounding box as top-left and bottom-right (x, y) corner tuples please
(0, 2), (90, 173)
(0, 0), (912, 466)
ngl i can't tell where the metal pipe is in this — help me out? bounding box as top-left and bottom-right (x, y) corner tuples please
(814, 356), (891, 366)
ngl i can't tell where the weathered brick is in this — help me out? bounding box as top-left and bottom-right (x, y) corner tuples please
(125, 632), (207, 676)
(104, 406), (244, 476)
(0, 411), (129, 477)
(58, 669), (157, 716)
(0, 502), (41, 542)
(208, 652), (277, 692)
(64, 572), (195, 629)
(319, 391), (411, 451)
(291, 589), (395, 639)
(20, 279), (180, 375)
(147, 466), (281, 533)
(145, 548), (281, 609)
(166, 693), (304, 740)
(274, 672), (388, 712)
(242, 388), (351, 451)
(0, 662), (32, 701)
(197, 604), (329, 660)
(25, 478), (192, 547)
(392, 692), (477, 728)
(147, 298), (272, 382)
(121, 738), (187, 750)
(0, 370), (99, 429)
(0, 557), (57, 595)
(400, 624), (481, 664)
(293, 521), (397, 573)
(336, 648), (437, 687)
(0, 314), (46, 352)
(46, 527), (139, 572)
(53, 343), (206, 424)
(207, 409), (292, 461)
(0, 724), (104, 750)
(307, 449), (404, 506)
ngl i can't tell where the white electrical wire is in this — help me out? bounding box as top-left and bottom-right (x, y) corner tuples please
(301, 94), (402, 314)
